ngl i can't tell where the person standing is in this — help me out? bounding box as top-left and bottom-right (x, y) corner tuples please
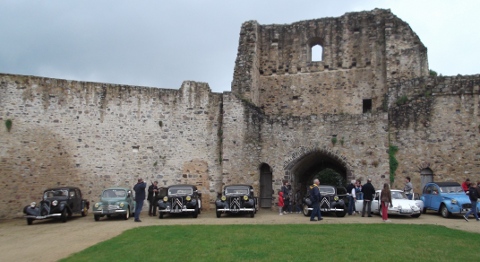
(361, 178), (375, 217)
(380, 183), (393, 222)
(310, 179), (323, 221)
(281, 181), (291, 214)
(346, 180), (356, 215)
(404, 176), (413, 200)
(294, 188), (302, 214)
(463, 183), (479, 222)
(462, 178), (471, 192)
(133, 178), (146, 222)
(147, 181), (159, 216)
(278, 191), (284, 215)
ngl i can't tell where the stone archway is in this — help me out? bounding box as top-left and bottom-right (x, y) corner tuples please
(283, 146), (353, 195)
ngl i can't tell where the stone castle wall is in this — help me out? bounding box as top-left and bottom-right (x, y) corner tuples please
(0, 74), (223, 218)
(0, 9), (479, 218)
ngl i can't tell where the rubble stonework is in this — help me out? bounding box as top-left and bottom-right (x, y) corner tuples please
(1, 9), (479, 218)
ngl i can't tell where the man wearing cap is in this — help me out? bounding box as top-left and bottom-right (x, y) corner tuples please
(133, 178), (146, 222)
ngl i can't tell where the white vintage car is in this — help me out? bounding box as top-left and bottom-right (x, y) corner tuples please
(354, 189), (423, 218)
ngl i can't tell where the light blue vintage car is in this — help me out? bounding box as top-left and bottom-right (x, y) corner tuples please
(421, 182), (480, 218)
(92, 187), (135, 221)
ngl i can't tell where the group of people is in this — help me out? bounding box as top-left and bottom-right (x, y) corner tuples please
(278, 181), (302, 215)
(133, 178), (160, 222)
(462, 178), (480, 222)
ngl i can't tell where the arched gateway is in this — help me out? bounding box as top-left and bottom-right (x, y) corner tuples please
(283, 146), (353, 194)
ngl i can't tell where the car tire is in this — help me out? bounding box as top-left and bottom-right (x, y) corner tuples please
(192, 206), (199, 218)
(94, 215), (100, 221)
(335, 210), (346, 217)
(159, 212), (164, 219)
(250, 211), (255, 218)
(216, 211), (221, 218)
(61, 209), (67, 223)
(411, 213), (421, 218)
(422, 207), (427, 214)
(440, 204), (451, 218)
(124, 208), (130, 220)
(302, 204), (311, 217)
(27, 218), (33, 225)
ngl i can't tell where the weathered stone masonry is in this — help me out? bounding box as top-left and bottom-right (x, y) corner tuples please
(1, 9), (479, 218)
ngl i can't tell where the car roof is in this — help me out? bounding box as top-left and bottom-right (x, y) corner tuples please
(168, 184), (197, 189)
(44, 186), (80, 191)
(224, 184), (252, 188)
(428, 182), (461, 187)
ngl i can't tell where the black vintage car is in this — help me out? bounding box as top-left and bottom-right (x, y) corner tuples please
(157, 184), (202, 218)
(302, 185), (347, 217)
(23, 187), (89, 225)
(215, 184), (258, 218)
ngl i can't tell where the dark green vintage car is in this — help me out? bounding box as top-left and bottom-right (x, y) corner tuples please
(92, 187), (135, 221)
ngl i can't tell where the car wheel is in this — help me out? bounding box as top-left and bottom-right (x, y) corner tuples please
(94, 215), (100, 221)
(27, 218), (33, 225)
(411, 213), (421, 218)
(440, 204), (451, 218)
(159, 212), (164, 219)
(335, 210), (346, 217)
(250, 211), (255, 218)
(302, 204), (311, 217)
(422, 207), (427, 214)
(124, 208), (130, 220)
(81, 207), (88, 217)
(61, 209), (67, 223)
(216, 211), (221, 218)
(192, 206), (199, 218)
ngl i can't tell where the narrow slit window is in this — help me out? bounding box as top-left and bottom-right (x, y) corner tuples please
(363, 99), (372, 113)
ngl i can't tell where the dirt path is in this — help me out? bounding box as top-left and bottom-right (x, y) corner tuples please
(1, 210), (478, 262)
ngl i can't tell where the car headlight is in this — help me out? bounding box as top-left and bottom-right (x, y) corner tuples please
(94, 203), (100, 208)
(52, 200), (58, 206)
(163, 196), (168, 202)
(186, 196), (191, 201)
(451, 199), (458, 204)
(221, 196), (226, 201)
(415, 203), (421, 208)
(119, 202), (124, 208)
(334, 196), (339, 201)
(30, 202), (36, 208)
(243, 195), (249, 201)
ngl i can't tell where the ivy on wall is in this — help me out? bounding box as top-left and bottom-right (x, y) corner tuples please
(388, 144), (399, 183)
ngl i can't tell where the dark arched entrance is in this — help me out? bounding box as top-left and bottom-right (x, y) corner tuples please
(259, 163), (273, 208)
(284, 147), (352, 196)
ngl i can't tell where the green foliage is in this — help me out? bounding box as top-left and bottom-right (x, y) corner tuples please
(61, 224), (480, 262)
(340, 136), (344, 146)
(5, 119), (12, 132)
(429, 69), (438, 77)
(389, 144), (399, 183)
(331, 136), (337, 146)
(314, 168), (345, 187)
(395, 95), (408, 106)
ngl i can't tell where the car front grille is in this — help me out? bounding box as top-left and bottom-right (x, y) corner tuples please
(41, 201), (51, 216)
(462, 203), (472, 209)
(320, 197), (331, 209)
(229, 197), (241, 211)
(172, 197), (184, 211)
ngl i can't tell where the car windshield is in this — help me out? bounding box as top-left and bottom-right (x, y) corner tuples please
(439, 186), (463, 193)
(168, 187), (193, 195)
(225, 187), (249, 195)
(102, 189), (126, 198)
(44, 189), (68, 199)
(391, 191), (407, 199)
(319, 186), (335, 195)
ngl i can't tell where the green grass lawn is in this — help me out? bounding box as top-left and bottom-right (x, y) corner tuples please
(61, 224), (480, 262)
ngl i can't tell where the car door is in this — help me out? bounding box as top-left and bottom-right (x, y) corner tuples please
(430, 185), (442, 211)
(372, 191), (380, 213)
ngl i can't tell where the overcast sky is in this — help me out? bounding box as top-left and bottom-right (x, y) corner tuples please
(1, 0), (478, 93)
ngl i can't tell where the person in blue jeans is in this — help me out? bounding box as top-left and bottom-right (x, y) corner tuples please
(463, 183), (479, 222)
(133, 178), (146, 222)
(310, 179), (323, 221)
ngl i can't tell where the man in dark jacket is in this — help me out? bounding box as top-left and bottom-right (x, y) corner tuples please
(147, 181), (158, 216)
(361, 178), (376, 217)
(133, 178), (146, 222)
(310, 179), (323, 221)
(463, 183), (479, 222)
